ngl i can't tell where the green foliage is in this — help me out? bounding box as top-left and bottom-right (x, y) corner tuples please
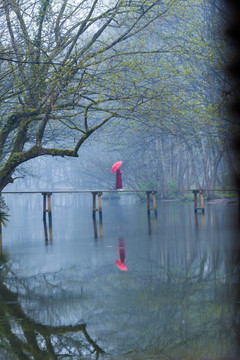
(0, 197), (9, 227)
(215, 188), (238, 199)
(135, 179), (158, 200)
(181, 192), (194, 201)
(0, 211), (9, 227)
(167, 179), (178, 198)
(0, 197), (8, 212)
(0, 252), (9, 285)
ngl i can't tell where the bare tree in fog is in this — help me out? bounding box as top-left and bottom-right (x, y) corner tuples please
(0, 0), (176, 191)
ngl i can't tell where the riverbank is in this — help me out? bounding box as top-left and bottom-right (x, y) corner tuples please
(205, 197), (238, 205)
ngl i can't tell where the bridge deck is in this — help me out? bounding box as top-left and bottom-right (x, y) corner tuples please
(1, 189), (237, 194)
(1, 189), (238, 217)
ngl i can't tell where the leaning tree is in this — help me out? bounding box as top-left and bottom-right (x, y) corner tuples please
(0, 0), (175, 191)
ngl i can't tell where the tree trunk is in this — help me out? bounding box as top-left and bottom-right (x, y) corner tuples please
(189, 146), (201, 190)
(177, 145), (183, 194)
(185, 144), (191, 190)
(159, 139), (169, 197)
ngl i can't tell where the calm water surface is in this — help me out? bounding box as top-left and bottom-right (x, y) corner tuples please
(0, 193), (239, 360)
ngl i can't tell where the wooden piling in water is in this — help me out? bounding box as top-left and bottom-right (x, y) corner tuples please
(92, 192), (103, 218)
(92, 191), (103, 239)
(193, 190), (205, 213)
(193, 190), (198, 212)
(43, 193), (47, 213)
(146, 192), (150, 215)
(41, 193), (53, 242)
(146, 191), (158, 217)
(200, 191), (205, 213)
(152, 192), (157, 216)
(42, 192), (52, 217)
(92, 192), (96, 218)
(48, 193), (52, 213)
(98, 192), (102, 215)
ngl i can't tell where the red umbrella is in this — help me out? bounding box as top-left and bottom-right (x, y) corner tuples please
(116, 259), (128, 271)
(111, 161), (123, 174)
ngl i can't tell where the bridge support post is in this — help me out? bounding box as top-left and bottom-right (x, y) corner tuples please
(193, 190), (204, 213)
(146, 191), (157, 217)
(147, 191), (150, 216)
(92, 192), (103, 218)
(152, 192), (157, 216)
(92, 192), (103, 239)
(42, 192), (52, 216)
(92, 192), (96, 218)
(193, 190), (198, 212)
(98, 192), (102, 220)
(200, 191), (205, 213)
(42, 192), (53, 244)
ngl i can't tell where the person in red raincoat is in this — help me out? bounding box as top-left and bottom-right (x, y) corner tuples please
(115, 168), (123, 190)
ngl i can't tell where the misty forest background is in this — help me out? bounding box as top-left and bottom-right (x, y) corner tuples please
(0, 0), (235, 198)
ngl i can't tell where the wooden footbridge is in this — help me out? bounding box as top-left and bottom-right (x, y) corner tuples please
(0, 189), (238, 242)
(1, 189), (211, 217)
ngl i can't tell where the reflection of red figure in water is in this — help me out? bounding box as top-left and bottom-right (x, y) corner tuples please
(115, 169), (123, 190)
(116, 237), (127, 271)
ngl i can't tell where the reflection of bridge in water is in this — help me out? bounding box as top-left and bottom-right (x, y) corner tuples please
(1, 189), (238, 242)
